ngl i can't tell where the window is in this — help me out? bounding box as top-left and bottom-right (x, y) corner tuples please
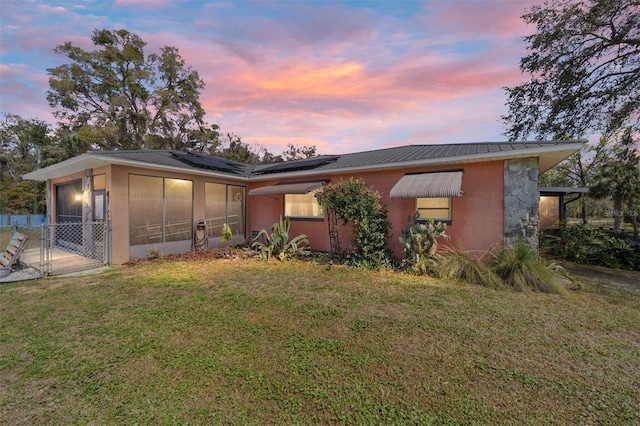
(539, 196), (560, 230)
(227, 185), (245, 236)
(204, 183), (246, 238)
(93, 174), (106, 221)
(129, 175), (193, 245)
(416, 197), (451, 222)
(164, 178), (193, 242)
(285, 192), (324, 219)
(55, 180), (83, 249)
(56, 181), (83, 223)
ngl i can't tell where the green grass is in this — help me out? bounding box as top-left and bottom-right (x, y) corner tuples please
(1, 258), (639, 424)
(0, 227), (41, 252)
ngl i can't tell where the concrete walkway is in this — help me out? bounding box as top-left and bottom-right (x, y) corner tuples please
(0, 247), (107, 283)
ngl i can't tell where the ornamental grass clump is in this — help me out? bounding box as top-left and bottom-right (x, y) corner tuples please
(491, 241), (568, 295)
(438, 248), (505, 290)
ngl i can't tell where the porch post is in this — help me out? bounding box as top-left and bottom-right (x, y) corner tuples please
(83, 169), (93, 257)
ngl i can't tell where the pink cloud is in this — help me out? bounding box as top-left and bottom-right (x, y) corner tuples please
(1, 0), (553, 156)
(420, 1), (543, 41)
(114, 0), (174, 7)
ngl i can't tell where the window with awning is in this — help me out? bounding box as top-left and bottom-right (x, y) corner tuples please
(390, 171), (463, 223)
(390, 171), (463, 198)
(249, 181), (327, 219)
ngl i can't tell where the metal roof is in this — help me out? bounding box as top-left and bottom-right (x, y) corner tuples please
(23, 140), (585, 182)
(313, 141), (582, 171)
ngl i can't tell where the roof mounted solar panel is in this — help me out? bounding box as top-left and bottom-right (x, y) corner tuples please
(254, 155), (339, 174)
(170, 151), (246, 174)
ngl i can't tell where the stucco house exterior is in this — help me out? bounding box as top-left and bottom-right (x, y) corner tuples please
(23, 140), (583, 265)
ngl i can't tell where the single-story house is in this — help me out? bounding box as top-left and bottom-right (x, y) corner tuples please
(23, 140), (584, 265)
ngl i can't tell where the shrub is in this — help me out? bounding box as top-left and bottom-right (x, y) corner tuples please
(220, 223), (233, 245)
(148, 248), (161, 260)
(405, 258), (441, 277)
(438, 248), (504, 289)
(541, 222), (638, 270)
(316, 178), (393, 269)
(492, 241), (567, 295)
(251, 216), (311, 261)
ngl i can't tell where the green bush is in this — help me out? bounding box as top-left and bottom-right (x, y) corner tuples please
(220, 223), (233, 244)
(316, 178), (393, 269)
(541, 222), (638, 270)
(251, 216), (311, 261)
(492, 241), (567, 295)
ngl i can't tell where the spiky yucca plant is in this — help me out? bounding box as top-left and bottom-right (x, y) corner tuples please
(491, 241), (567, 295)
(251, 216), (311, 261)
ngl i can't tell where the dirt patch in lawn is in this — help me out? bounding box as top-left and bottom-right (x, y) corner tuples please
(562, 262), (640, 297)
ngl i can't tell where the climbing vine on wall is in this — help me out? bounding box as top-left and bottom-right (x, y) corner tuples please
(316, 178), (392, 269)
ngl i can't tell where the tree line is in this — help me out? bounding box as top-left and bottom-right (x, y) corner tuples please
(503, 0), (639, 236)
(0, 29), (315, 213)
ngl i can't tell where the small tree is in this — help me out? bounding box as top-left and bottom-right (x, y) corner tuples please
(316, 178), (392, 269)
(590, 129), (640, 233)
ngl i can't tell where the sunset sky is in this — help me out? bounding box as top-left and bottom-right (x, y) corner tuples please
(0, 0), (545, 155)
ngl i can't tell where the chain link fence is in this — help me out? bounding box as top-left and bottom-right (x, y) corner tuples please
(45, 221), (109, 275)
(1, 221), (110, 281)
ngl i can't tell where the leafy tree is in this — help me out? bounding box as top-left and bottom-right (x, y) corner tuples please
(47, 28), (215, 150)
(216, 133), (263, 164)
(215, 134), (318, 165)
(281, 144), (317, 162)
(42, 125), (92, 168)
(503, 0), (640, 140)
(0, 114), (51, 213)
(590, 128), (640, 234)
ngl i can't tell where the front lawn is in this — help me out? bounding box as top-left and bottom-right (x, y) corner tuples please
(1, 257), (639, 424)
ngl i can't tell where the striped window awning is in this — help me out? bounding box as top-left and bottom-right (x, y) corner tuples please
(249, 181), (326, 196)
(390, 171), (463, 198)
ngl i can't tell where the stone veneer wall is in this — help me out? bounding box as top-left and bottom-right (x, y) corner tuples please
(504, 158), (539, 250)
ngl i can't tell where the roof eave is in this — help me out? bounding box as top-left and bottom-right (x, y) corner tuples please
(22, 153), (251, 181)
(22, 154), (110, 181)
(23, 142), (583, 182)
(247, 142), (584, 181)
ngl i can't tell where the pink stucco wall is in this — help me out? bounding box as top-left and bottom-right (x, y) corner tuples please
(47, 159), (505, 264)
(247, 160), (505, 259)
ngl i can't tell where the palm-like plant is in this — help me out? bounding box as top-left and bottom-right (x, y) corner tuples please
(251, 216), (311, 261)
